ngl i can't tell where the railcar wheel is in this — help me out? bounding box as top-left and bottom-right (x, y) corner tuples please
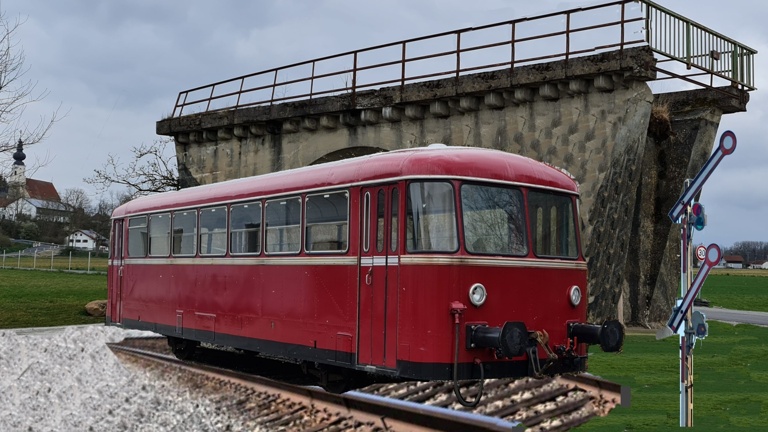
(167, 337), (199, 360)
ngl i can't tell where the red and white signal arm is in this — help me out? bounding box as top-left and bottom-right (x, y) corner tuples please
(696, 245), (707, 261)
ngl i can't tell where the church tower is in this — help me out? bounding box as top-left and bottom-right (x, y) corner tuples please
(9, 139), (26, 187)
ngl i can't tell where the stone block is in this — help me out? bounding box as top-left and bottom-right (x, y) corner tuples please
(458, 97), (480, 112)
(484, 92), (505, 109)
(203, 130), (218, 142)
(249, 124), (267, 136)
(594, 75), (614, 91)
(190, 131), (204, 143)
(233, 126), (249, 138)
(175, 133), (190, 144)
(512, 88), (534, 104)
(283, 119), (300, 133)
(539, 83), (560, 100)
(301, 117), (318, 131)
(429, 101), (451, 117)
(361, 109), (381, 125)
(405, 105), (425, 120)
(569, 79), (589, 94)
(320, 115), (338, 129)
(217, 128), (233, 140)
(382, 106), (403, 122)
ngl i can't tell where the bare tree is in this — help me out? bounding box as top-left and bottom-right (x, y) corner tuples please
(84, 138), (180, 198)
(0, 12), (60, 172)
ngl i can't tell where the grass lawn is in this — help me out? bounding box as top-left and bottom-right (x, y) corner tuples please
(0, 268), (107, 328)
(581, 321), (768, 431)
(702, 270), (768, 312)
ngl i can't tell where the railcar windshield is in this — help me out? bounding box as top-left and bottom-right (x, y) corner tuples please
(528, 190), (579, 258)
(461, 183), (527, 256)
(406, 181), (458, 252)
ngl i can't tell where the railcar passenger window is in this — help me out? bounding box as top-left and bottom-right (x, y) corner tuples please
(230, 202), (262, 255)
(461, 184), (527, 256)
(305, 191), (348, 253)
(200, 207), (227, 256)
(148, 213), (171, 256)
(172, 211), (197, 256)
(128, 216), (148, 257)
(406, 182), (458, 252)
(528, 191), (578, 258)
(265, 197), (301, 254)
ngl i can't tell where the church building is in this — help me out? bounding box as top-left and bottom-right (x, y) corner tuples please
(0, 140), (70, 222)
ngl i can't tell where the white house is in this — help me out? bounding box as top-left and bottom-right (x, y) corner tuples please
(67, 229), (107, 250)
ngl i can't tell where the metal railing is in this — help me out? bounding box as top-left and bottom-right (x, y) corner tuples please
(169, 0), (756, 118)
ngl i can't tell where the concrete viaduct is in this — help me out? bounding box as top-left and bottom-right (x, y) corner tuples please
(156, 2), (755, 326)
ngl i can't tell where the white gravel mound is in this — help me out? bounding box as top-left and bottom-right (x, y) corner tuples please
(0, 325), (255, 431)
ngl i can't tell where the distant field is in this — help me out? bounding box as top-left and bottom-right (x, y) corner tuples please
(581, 322), (768, 431)
(0, 268), (106, 328)
(701, 271), (768, 312)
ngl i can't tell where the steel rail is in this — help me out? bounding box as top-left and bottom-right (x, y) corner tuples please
(108, 343), (523, 432)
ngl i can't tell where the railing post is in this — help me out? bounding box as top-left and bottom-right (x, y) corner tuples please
(456, 32), (461, 85)
(400, 42), (407, 94)
(271, 70), (279, 105)
(352, 52), (358, 106)
(565, 12), (571, 61)
(310, 61), (316, 99)
(685, 21), (692, 70)
(69, 251), (72, 271)
(33, 251), (37, 269)
(50, 250), (54, 270)
(17, 250), (20, 269)
(88, 251), (92, 274)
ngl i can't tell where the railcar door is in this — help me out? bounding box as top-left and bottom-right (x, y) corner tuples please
(358, 185), (400, 369)
(108, 220), (124, 323)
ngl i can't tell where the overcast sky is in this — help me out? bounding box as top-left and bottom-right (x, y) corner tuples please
(1, 0), (766, 250)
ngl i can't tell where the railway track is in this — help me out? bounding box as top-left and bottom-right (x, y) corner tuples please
(109, 337), (628, 431)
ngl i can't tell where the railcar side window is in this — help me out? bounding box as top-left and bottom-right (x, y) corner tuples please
(305, 191), (349, 253)
(148, 213), (171, 256)
(127, 216), (148, 257)
(461, 184), (527, 256)
(406, 182), (458, 252)
(265, 197), (301, 254)
(528, 191), (579, 258)
(230, 202), (262, 255)
(172, 210), (197, 256)
(200, 207), (227, 256)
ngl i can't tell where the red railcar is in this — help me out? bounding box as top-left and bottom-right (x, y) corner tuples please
(106, 145), (622, 391)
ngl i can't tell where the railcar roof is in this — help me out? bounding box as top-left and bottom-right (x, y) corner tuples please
(112, 146), (578, 218)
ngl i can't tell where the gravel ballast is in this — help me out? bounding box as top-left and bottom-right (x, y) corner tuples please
(0, 325), (259, 431)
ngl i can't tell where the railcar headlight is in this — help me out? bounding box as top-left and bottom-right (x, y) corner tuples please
(569, 285), (582, 307)
(469, 283), (487, 307)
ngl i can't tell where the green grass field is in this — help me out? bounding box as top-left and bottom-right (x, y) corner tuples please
(0, 268), (106, 328)
(581, 321), (768, 431)
(702, 271), (768, 312)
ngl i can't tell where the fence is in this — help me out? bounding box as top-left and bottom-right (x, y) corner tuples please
(169, 0), (756, 118)
(1, 250), (107, 274)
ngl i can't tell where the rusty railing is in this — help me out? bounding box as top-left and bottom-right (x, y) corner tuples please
(170, 0), (756, 118)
